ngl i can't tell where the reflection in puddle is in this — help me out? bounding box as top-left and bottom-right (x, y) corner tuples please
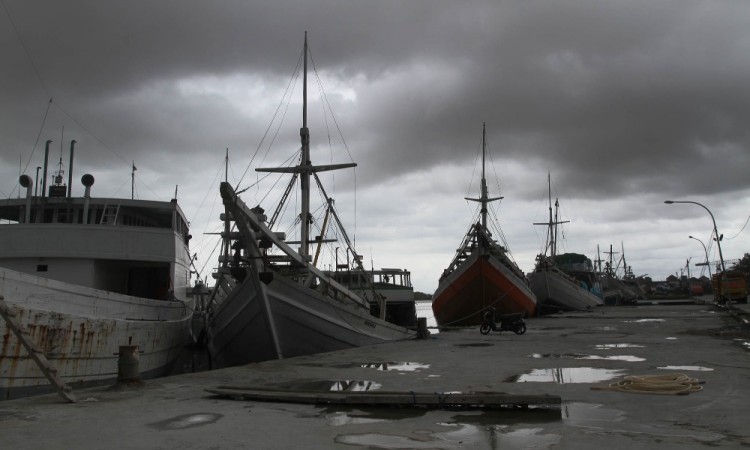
(322, 407), (430, 426)
(529, 353), (644, 362)
(454, 343), (494, 348)
(529, 353), (586, 359)
(666, 337), (678, 340)
(360, 362), (430, 372)
(296, 361), (429, 372)
(657, 365), (714, 372)
(579, 355), (645, 362)
(595, 343), (645, 349)
(272, 380), (382, 392)
(504, 368), (626, 383)
(625, 319), (666, 323)
(562, 402), (624, 425)
(147, 413), (223, 430)
(328, 380), (382, 391)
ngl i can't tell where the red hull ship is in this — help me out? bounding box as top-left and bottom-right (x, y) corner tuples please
(431, 124), (537, 327)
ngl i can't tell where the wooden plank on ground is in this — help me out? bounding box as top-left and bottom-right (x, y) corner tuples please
(206, 386), (561, 409)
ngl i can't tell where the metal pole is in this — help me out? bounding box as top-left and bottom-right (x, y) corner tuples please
(665, 200), (727, 301)
(689, 235), (711, 280)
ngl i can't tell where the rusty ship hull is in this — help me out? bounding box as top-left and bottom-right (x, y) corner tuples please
(1, 269), (191, 399)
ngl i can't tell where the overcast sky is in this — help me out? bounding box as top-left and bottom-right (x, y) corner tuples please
(2, 0), (749, 293)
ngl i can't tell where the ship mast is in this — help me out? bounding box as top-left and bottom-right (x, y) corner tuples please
(480, 123), (488, 230)
(256, 32), (356, 267)
(300, 31), (311, 260)
(466, 122), (503, 233)
(533, 173), (569, 258)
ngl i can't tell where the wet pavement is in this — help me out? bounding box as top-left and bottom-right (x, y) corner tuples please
(2, 298), (749, 449)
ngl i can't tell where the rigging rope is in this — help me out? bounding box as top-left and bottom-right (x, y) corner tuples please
(725, 214), (750, 240)
(235, 47), (303, 191)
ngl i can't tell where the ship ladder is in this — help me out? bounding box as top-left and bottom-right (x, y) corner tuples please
(0, 295), (76, 403)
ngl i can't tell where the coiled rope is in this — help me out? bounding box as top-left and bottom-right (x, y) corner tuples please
(592, 373), (704, 395)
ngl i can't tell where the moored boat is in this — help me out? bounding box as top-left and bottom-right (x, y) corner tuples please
(527, 174), (603, 313)
(553, 252), (604, 298)
(431, 124), (536, 327)
(206, 34), (414, 368)
(0, 148), (194, 400)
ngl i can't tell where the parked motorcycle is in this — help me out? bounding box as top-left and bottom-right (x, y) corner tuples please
(479, 308), (527, 335)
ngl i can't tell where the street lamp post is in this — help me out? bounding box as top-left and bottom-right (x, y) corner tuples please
(665, 200), (727, 300)
(688, 235), (711, 279)
(688, 236), (711, 278)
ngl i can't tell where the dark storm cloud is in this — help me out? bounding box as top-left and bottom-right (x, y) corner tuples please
(2, 0), (749, 288)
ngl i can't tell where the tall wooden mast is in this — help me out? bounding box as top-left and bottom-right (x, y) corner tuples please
(465, 123), (503, 235)
(256, 32), (356, 267)
(300, 31), (311, 260)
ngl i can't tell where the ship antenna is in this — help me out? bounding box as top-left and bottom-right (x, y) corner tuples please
(131, 161), (137, 199)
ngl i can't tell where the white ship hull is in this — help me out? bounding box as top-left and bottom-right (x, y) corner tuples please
(1, 268), (192, 400)
(528, 266), (603, 312)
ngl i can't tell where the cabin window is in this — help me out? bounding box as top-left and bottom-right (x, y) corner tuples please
(37, 264), (48, 272)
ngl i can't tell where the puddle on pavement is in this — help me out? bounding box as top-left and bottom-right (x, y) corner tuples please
(271, 379), (382, 392)
(578, 355), (645, 362)
(657, 365), (714, 372)
(562, 402), (727, 443)
(562, 402), (625, 426)
(594, 343), (645, 349)
(321, 406), (429, 426)
(529, 353), (645, 362)
(335, 423), (561, 449)
(625, 319), (666, 323)
(298, 361), (430, 372)
(454, 342), (495, 348)
(332, 402), (730, 448)
(666, 337), (678, 340)
(359, 362), (430, 372)
(504, 368), (626, 383)
(147, 413), (223, 430)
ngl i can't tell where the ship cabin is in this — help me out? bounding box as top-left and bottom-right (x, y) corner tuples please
(328, 267), (417, 327)
(0, 175), (192, 302)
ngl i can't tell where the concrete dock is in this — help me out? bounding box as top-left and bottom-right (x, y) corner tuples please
(2, 299), (749, 449)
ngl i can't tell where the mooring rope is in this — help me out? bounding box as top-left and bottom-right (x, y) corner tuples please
(592, 373), (704, 395)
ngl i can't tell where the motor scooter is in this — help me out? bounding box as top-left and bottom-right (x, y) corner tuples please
(479, 307), (527, 335)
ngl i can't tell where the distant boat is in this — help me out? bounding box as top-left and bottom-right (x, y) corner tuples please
(431, 123), (537, 327)
(328, 267), (417, 328)
(600, 244), (639, 304)
(0, 150), (194, 400)
(552, 252), (604, 299)
(527, 174), (603, 313)
(207, 34), (414, 368)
